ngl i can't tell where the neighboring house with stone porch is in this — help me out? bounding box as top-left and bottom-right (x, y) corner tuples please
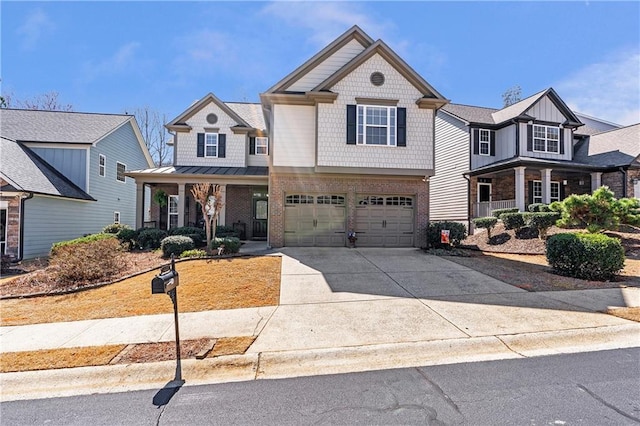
(0, 109), (153, 259)
(126, 93), (270, 240)
(260, 25), (447, 247)
(430, 88), (639, 226)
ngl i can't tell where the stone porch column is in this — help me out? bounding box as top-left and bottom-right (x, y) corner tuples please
(591, 172), (602, 192)
(218, 184), (227, 226)
(135, 182), (144, 229)
(514, 166), (526, 212)
(541, 168), (552, 204)
(177, 183), (186, 227)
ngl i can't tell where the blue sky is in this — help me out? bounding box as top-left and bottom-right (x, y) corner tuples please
(2, 1), (639, 125)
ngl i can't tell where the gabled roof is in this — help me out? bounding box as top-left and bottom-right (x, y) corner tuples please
(574, 123), (640, 167)
(166, 93), (253, 131)
(0, 137), (94, 200)
(0, 109), (132, 144)
(491, 88), (582, 126)
(313, 39), (447, 101)
(265, 25), (374, 94)
(440, 103), (499, 125)
(225, 102), (266, 130)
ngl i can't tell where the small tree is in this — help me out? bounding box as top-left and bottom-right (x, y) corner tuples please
(190, 183), (224, 249)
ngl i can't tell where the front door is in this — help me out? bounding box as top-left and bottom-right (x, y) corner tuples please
(252, 198), (268, 240)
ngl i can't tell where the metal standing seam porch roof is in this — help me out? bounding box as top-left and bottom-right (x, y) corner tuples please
(127, 165), (269, 177)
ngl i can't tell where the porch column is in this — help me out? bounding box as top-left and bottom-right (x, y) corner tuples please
(218, 184), (227, 226)
(514, 166), (526, 212)
(135, 182), (144, 229)
(591, 172), (602, 192)
(541, 168), (552, 204)
(177, 183), (186, 227)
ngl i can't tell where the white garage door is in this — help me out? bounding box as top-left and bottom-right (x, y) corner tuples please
(355, 195), (414, 247)
(284, 194), (346, 246)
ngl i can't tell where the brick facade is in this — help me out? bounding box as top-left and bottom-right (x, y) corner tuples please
(0, 178), (22, 258)
(226, 185), (254, 240)
(269, 173), (429, 247)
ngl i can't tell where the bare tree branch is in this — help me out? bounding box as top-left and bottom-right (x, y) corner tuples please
(190, 183), (224, 250)
(1, 91), (73, 111)
(131, 106), (173, 167)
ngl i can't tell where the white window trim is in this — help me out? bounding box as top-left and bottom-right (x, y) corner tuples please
(479, 129), (490, 156)
(99, 154), (106, 177)
(357, 105), (397, 147)
(205, 132), (218, 158)
(533, 180), (560, 203)
(168, 195), (179, 230)
(532, 124), (560, 154)
(113, 211), (121, 224)
(255, 137), (268, 155)
(116, 162), (126, 183)
(477, 183), (492, 203)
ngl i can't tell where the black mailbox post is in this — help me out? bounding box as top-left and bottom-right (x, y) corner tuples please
(151, 255), (183, 383)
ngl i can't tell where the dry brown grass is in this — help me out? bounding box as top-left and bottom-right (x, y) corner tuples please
(0, 336), (256, 373)
(605, 307), (640, 322)
(0, 257), (281, 326)
(0, 345), (126, 373)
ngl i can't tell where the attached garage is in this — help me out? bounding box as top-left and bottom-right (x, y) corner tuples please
(355, 195), (414, 247)
(284, 194), (346, 246)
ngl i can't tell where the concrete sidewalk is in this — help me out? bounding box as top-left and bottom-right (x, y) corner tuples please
(2, 247), (639, 401)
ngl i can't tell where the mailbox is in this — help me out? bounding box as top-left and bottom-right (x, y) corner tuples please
(151, 264), (179, 294)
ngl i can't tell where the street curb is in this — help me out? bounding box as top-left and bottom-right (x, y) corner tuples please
(2, 323), (638, 402)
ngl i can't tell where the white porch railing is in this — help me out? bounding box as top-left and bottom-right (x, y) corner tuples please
(473, 199), (516, 218)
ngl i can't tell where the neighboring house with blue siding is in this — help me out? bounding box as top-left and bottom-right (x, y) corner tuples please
(0, 109), (154, 259)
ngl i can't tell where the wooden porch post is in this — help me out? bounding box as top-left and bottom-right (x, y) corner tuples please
(135, 182), (145, 229)
(541, 168), (552, 204)
(177, 183), (186, 228)
(590, 172), (602, 192)
(514, 166), (526, 212)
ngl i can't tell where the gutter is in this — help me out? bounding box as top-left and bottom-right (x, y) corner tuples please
(17, 192), (34, 262)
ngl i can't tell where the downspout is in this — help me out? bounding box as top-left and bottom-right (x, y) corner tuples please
(619, 167), (628, 198)
(464, 173), (472, 233)
(17, 192), (34, 262)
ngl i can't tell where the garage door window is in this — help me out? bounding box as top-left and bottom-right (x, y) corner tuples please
(286, 194), (314, 204)
(386, 196), (413, 206)
(358, 196), (384, 205)
(317, 195), (345, 205)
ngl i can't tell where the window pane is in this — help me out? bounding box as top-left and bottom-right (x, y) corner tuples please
(547, 127), (559, 140)
(551, 183), (560, 200)
(366, 126), (387, 145)
(116, 163), (126, 182)
(534, 139), (546, 151)
(547, 140), (558, 153)
(534, 126), (545, 139)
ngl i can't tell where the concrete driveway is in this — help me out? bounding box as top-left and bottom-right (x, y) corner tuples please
(248, 247), (633, 354)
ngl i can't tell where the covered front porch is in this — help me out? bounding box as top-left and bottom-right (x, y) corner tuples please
(469, 161), (601, 218)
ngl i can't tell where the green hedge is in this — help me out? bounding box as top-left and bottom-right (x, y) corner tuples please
(216, 225), (240, 238)
(117, 228), (139, 251)
(179, 249), (208, 259)
(492, 207), (519, 218)
(501, 212), (526, 231)
(210, 237), (241, 254)
(525, 212), (560, 239)
(546, 233), (625, 280)
(102, 223), (132, 234)
(51, 233), (116, 256)
(161, 235), (195, 258)
(528, 203), (551, 213)
(137, 228), (168, 250)
(169, 226), (206, 247)
(426, 221), (467, 248)
(472, 217), (498, 239)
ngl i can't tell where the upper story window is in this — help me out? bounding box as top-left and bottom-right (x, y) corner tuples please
(533, 125), (559, 153)
(116, 162), (126, 183)
(205, 132), (218, 157)
(255, 137), (268, 155)
(357, 105), (397, 146)
(99, 154), (106, 177)
(479, 129), (490, 156)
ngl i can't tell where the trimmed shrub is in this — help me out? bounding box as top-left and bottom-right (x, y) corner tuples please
(501, 212), (526, 231)
(216, 225), (240, 238)
(472, 217), (498, 239)
(426, 221), (467, 248)
(137, 228), (168, 250)
(179, 249), (208, 259)
(116, 227), (139, 251)
(210, 237), (241, 254)
(546, 233), (625, 280)
(526, 212), (560, 239)
(161, 235), (195, 258)
(102, 223), (131, 234)
(51, 233), (116, 256)
(528, 203), (551, 213)
(169, 226), (206, 247)
(492, 208), (519, 219)
(50, 237), (124, 283)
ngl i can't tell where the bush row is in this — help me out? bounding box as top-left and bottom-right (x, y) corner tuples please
(546, 233), (624, 280)
(472, 211), (560, 240)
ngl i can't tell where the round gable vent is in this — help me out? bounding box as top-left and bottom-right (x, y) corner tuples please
(206, 113), (218, 125)
(370, 72), (385, 87)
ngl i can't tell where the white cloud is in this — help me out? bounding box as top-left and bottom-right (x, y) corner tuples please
(169, 30), (238, 83)
(80, 42), (141, 83)
(17, 8), (55, 50)
(557, 48), (640, 125)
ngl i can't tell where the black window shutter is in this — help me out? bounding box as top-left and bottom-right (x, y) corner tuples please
(218, 134), (226, 158)
(527, 124), (533, 152)
(473, 129), (479, 155)
(528, 181), (534, 205)
(397, 107), (407, 147)
(346, 105), (357, 144)
(249, 137), (256, 155)
(197, 133), (205, 157)
(490, 131), (496, 156)
(559, 129), (565, 155)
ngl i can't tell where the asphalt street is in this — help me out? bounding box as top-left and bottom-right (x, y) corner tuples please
(2, 348), (638, 425)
